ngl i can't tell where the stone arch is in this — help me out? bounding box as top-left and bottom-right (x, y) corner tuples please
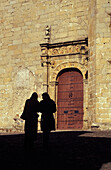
(51, 62), (88, 82)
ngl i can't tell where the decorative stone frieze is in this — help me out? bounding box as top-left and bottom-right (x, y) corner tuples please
(40, 38), (88, 57)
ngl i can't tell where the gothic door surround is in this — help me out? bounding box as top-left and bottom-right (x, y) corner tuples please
(57, 68), (84, 129)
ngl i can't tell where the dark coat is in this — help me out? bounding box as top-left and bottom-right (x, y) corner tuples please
(21, 98), (40, 140)
(40, 98), (56, 131)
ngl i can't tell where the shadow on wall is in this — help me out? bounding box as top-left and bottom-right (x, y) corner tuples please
(0, 131), (111, 170)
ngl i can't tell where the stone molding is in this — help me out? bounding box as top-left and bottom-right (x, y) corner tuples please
(51, 61), (88, 82)
(40, 38), (88, 57)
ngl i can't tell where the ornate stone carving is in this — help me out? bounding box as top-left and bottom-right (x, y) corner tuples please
(41, 44), (88, 57)
(51, 62), (88, 81)
(40, 38), (88, 57)
(44, 25), (51, 43)
(41, 46), (48, 56)
(40, 38), (88, 68)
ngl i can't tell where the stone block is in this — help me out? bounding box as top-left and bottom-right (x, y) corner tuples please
(13, 39), (22, 45)
(8, 45), (18, 50)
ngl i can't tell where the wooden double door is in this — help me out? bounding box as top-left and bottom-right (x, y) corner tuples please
(57, 69), (83, 130)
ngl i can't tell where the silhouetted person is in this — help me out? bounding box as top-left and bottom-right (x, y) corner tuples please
(20, 92), (40, 152)
(40, 92), (56, 151)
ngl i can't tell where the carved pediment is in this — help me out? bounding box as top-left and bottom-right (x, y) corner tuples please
(40, 38), (88, 67)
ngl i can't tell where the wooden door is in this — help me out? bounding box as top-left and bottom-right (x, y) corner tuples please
(57, 69), (83, 129)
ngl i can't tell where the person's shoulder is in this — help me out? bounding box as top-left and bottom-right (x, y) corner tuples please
(40, 100), (44, 104)
(50, 99), (55, 103)
(36, 100), (40, 105)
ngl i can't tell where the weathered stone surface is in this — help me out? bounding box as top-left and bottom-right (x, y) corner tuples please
(0, 0), (111, 132)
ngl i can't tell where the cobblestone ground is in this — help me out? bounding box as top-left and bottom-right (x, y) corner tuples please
(1, 131), (111, 170)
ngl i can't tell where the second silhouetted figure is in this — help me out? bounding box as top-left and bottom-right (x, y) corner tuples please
(40, 92), (56, 150)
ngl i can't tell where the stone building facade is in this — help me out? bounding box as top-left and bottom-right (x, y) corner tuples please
(0, 0), (111, 132)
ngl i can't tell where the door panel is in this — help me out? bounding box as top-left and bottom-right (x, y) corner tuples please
(57, 69), (83, 130)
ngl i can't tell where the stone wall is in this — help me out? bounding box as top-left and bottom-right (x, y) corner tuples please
(95, 0), (111, 129)
(0, 0), (95, 132)
(88, 0), (111, 130)
(88, 0), (97, 127)
(1, 0), (111, 132)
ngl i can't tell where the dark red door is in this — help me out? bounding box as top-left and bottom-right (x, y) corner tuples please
(57, 69), (83, 129)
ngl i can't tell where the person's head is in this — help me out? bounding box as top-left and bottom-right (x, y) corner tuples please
(42, 92), (50, 100)
(31, 92), (38, 100)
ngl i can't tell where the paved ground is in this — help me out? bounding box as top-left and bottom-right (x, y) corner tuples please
(1, 131), (111, 170)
